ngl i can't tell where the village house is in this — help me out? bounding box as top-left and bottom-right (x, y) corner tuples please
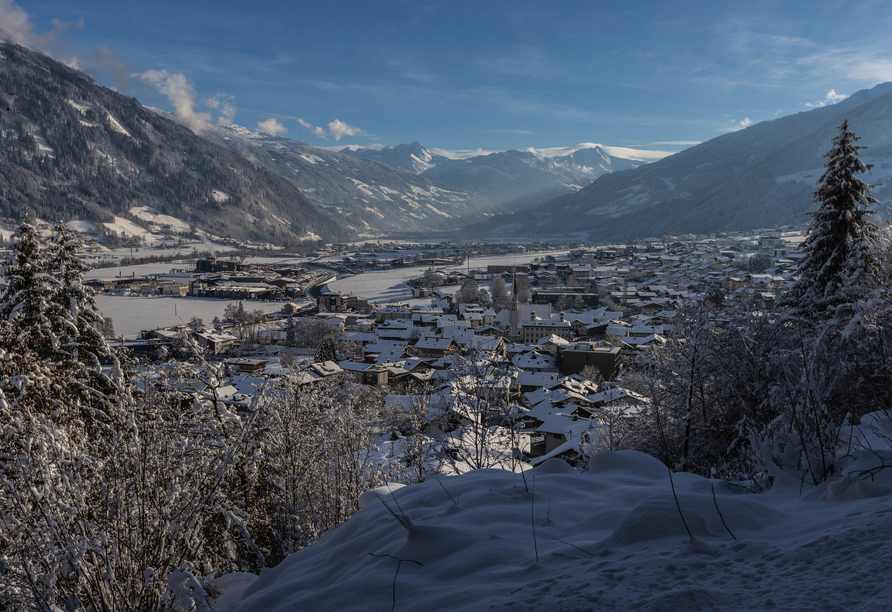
(520, 312), (573, 344)
(414, 335), (460, 359)
(562, 344), (622, 380)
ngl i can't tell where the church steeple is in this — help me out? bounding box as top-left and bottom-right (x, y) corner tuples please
(510, 264), (519, 338)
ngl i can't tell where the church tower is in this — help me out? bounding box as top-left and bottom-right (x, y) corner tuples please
(509, 266), (520, 338)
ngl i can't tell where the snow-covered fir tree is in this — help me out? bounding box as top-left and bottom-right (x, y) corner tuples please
(315, 336), (337, 362)
(0, 217), (58, 357)
(783, 120), (878, 319)
(285, 313), (296, 346)
(46, 222), (120, 376)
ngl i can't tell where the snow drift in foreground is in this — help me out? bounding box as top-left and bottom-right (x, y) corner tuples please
(221, 450), (892, 611)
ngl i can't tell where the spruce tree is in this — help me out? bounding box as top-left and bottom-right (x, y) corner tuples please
(783, 120), (878, 320)
(46, 222), (123, 412)
(314, 336), (337, 363)
(46, 222), (114, 368)
(0, 217), (57, 357)
(285, 313), (296, 347)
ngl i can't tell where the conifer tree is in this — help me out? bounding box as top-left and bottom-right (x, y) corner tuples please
(46, 222), (115, 368)
(783, 120), (878, 319)
(0, 217), (57, 357)
(285, 313), (296, 347)
(315, 336), (337, 363)
(47, 221), (123, 413)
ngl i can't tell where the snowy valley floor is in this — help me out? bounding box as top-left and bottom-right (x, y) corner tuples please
(219, 451), (892, 612)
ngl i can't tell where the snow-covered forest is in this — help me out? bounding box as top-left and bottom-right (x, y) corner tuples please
(3, 122), (892, 610)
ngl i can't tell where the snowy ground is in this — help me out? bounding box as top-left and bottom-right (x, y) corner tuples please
(240, 256), (312, 265)
(223, 450), (892, 612)
(94, 295), (301, 337)
(326, 250), (568, 303)
(85, 262), (197, 280)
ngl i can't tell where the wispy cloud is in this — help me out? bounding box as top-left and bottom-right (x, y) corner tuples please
(257, 118), (287, 135)
(485, 129), (536, 135)
(297, 118), (328, 139)
(206, 94), (236, 126)
(328, 119), (366, 141)
(705, 22), (892, 94)
(0, 0), (34, 46)
(805, 89), (847, 108)
(718, 117), (754, 133)
(136, 70), (234, 134)
(0, 0), (82, 50)
(478, 46), (581, 83)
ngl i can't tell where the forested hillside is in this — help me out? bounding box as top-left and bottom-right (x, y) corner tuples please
(0, 43), (348, 244)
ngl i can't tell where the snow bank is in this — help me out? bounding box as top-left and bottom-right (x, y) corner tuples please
(225, 451), (892, 611)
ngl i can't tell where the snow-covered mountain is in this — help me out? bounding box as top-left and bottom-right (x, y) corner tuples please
(342, 143), (644, 209)
(0, 42), (348, 244)
(205, 127), (505, 235)
(470, 82), (892, 242)
(341, 141), (447, 174)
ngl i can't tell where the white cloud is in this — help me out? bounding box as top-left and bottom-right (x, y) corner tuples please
(298, 118), (328, 140)
(0, 1), (83, 56)
(805, 89), (848, 108)
(257, 118), (288, 135)
(718, 117), (755, 133)
(137, 69), (213, 134)
(0, 0), (34, 46)
(328, 119), (366, 141)
(206, 94), (236, 126)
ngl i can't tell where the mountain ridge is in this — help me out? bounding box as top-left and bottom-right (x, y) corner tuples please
(342, 141), (644, 210)
(0, 42), (348, 244)
(466, 82), (892, 241)
(203, 126), (507, 235)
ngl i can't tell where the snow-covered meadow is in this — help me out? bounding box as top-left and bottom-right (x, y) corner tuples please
(93, 295), (300, 337)
(222, 450), (892, 611)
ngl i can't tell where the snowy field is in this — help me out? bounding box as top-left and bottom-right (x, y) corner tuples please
(94, 295), (301, 338)
(86, 256), (316, 280)
(240, 256), (312, 265)
(85, 261), (197, 280)
(223, 450), (892, 612)
(326, 250), (568, 303)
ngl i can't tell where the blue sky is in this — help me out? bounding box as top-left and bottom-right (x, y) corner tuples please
(5, 0), (892, 159)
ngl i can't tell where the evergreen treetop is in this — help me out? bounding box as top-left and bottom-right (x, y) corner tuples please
(315, 336), (337, 363)
(0, 217), (58, 355)
(47, 221), (113, 370)
(784, 120), (878, 319)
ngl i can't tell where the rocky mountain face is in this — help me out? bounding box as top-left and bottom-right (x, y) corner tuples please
(0, 43), (349, 244)
(205, 127), (505, 235)
(470, 82), (892, 242)
(343, 142), (642, 210)
(342, 141), (445, 174)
